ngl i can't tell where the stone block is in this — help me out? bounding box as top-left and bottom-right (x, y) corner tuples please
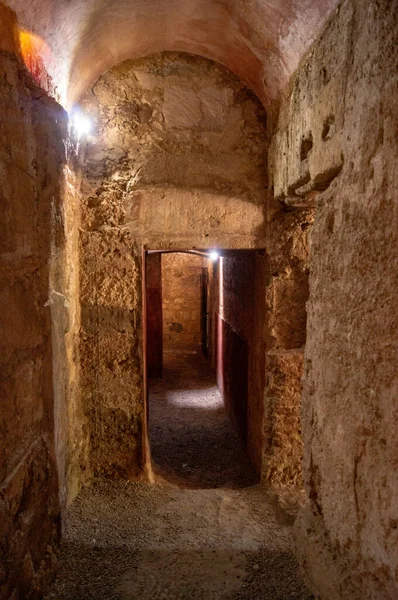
(198, 86), (233, 129)
(263, 350), (303, 488)
(163, 87), (201, 129)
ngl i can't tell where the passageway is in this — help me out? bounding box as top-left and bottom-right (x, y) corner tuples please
(3, 2), (396, 596)
(149, 350), (259, 488)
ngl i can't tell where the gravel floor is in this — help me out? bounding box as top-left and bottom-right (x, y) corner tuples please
(44, 350), (312, 599)
(44, 480), (312, 599)
(149, 350), (259, 488)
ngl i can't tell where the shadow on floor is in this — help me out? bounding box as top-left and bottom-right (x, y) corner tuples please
(44, 480), (313, 600)
(46, 544), (312, 600)
(149, 350), (259, 488)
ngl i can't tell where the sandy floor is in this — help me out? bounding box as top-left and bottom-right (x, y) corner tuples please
(45, 350), (312, 599)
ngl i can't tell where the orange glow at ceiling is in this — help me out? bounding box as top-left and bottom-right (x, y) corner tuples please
(19, 30), (52, 85)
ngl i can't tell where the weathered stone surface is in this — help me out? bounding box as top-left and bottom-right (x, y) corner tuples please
(124, 188), (266, 249)
(259, 199), (313, 490)
(49, 159), (90, 510)
(268, 0), (398, 597)
(268, 1), (351, 205)
(79, 229), (142, 477)
(0, 12), (67, 596)
(265, 207), (313, 352)
(163, 86), (233, 130)
(82, 53), (267, 207)
(262, 350), (304, 488)
(163, 87), (202, 129)
(0, 441), (60, 600)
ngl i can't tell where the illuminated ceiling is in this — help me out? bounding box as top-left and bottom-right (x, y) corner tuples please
(6, 0), (340, 107)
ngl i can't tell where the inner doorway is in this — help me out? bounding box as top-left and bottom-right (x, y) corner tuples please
(144, 249), (266, 488)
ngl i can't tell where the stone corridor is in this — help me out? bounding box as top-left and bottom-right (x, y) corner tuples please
(2, 0), (397, 597)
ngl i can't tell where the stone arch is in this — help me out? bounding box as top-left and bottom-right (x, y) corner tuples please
(6, 0), (340, 107)
(73, 51), (270, 487)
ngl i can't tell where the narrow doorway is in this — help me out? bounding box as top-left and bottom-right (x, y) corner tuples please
(145, 250), (265, 488)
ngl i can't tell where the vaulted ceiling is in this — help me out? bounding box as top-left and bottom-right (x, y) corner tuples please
(6, 0), (340, 107)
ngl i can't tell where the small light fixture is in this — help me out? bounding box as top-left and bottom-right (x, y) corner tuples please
(71, 109), (92, 137)
(209, 251), (219, 261)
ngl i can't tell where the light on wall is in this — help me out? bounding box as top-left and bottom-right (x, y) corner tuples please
(71, 109), (92, 137)
(19, 31), (52, 92)
(209, 251), (219, 261)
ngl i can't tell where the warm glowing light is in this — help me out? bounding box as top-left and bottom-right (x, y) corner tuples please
(71, 110), (92, 137)
(19, 31), (52, 87)
(209, 251), (219, 261)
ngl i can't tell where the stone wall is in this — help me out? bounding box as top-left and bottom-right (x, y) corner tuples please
(268, 0), (398, 596)
(80, 52), (267, 250)
(50, 156), (89, 508)
(78, 52), (268, 477)
(0, 5), (67, 597)
(162, 253), (204, 351)
(79, 228), (142, 477)
(262, 205), (313, 489)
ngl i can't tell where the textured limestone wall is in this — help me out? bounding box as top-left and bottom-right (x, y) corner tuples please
(78, 52), (268, 476)
(162, 253), (204, 351)
(80, 52), (267, 250)
(0, 5), (67, 597)
(269, 0), (398, 597)
(262, 205), (313, 489)
(79, 228), (142, 477)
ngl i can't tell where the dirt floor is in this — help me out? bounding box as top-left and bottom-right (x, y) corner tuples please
(44, 480), (312, 600)
(149, 350), (259, 488)
(44, 350), (312, 599)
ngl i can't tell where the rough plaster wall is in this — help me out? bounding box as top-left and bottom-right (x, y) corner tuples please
(0, 5), (67, 596)
(162, 253), (204, 350)
(269, 0), (398, 597)
(78, 52), (268, 476)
